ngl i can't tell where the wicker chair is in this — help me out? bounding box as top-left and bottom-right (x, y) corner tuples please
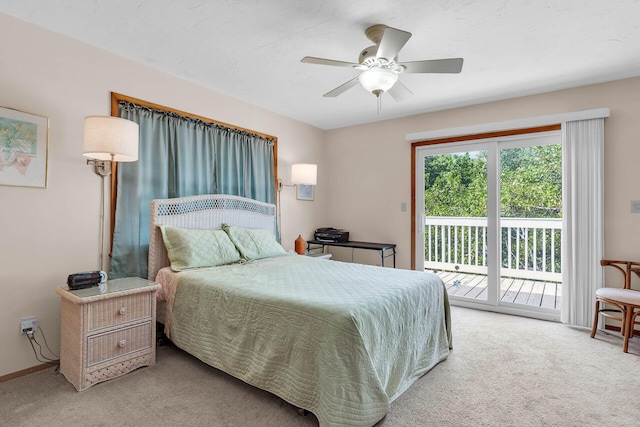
(590, 260), (640, 353)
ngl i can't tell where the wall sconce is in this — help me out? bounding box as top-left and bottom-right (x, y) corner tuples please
(83, 116), (139, 176)
(276, 163), (317, 243)
(291, 163), (318, 186)
(278, 163), (317, 191)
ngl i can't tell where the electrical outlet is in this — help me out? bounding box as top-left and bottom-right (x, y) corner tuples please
(20, 316), (37, 335)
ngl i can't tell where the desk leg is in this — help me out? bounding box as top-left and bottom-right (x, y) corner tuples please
(306, 243), (327, 255)
(379, 248), (397, 268)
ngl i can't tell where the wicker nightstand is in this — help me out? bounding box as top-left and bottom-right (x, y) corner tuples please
(56, 277), (161, 391)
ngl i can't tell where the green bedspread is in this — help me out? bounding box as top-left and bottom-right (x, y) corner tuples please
(169, 255), (450, 427)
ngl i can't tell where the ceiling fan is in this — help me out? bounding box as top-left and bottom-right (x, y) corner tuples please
(301, 24), (463, 103)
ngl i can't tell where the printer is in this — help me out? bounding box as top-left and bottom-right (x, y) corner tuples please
(314, 227), (349, 243)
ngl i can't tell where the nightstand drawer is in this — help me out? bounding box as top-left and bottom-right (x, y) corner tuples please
(88, 292), (152, 331)
(87, 322), (152, 367)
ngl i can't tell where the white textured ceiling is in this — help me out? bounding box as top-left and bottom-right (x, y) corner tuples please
(2, 0), (640, 130)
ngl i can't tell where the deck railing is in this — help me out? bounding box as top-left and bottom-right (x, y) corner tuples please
(424, 216), (562, 282)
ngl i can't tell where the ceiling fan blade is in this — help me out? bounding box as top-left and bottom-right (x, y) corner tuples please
(376, 27), (412, 61)
(388, 80), (413, 102)
(400, 58), (464, 74)
(301, 56), (359, 68)
(323, 77), (360, 97)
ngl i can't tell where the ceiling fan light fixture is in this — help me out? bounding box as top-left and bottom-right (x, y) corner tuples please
(359, 68), (398, 96)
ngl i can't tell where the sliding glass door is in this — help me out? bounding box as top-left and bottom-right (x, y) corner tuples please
(416, 131), (562, 319)
(418, 144), (490, 302)
(498, 135), (562, 313)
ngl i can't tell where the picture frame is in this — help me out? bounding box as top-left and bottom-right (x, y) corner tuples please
(0, 106), (49, 188)
(296, 184), (314, 201)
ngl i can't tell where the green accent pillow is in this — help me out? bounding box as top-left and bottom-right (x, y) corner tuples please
(160, 225), (241, 271)
(222, 224), (287, 260)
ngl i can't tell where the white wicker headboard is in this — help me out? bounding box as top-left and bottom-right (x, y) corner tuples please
(148, 194), (277, 280)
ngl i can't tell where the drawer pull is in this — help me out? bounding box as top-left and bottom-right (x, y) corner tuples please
(119, 307), (127, 315)
(118, 339), (127, 348)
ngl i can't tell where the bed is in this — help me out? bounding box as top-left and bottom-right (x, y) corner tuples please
(148, 194), (451, 427)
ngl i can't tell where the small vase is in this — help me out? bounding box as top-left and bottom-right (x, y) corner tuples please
(295, 235), (306, 255)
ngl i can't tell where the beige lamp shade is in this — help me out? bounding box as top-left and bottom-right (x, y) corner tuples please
(291, 163), (317, 185)
(83, 116), (139, 162)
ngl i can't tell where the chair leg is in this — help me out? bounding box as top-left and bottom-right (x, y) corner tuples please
(590, 300), (600, 338)
(623, 306), (632, 353)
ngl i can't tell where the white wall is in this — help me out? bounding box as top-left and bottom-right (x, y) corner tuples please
(324, 78), (640, 274)
(0, 13), (326, 377)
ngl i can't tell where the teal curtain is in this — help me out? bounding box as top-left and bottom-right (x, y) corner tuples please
(216, 131), (275, 202)
(110, 102), (275, 279)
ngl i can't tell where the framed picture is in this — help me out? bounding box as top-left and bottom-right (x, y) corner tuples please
(0, 107), (49, 188)
(296, 184), (314, 201)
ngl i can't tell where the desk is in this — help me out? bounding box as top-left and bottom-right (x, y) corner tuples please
(306, 240), (397, 268)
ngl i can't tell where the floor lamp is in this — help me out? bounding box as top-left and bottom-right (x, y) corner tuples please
(82, 116), (139, 271)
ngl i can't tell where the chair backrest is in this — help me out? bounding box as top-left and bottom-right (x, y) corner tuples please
(600, 259), (640, 289)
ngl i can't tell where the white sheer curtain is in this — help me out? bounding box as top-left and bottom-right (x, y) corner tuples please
(561, 118), (605, 327)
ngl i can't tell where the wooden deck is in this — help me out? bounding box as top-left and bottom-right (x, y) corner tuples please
(433, 270), (561, 310)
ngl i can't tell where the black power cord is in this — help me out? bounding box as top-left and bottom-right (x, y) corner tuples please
(25, 326), (60, 370)
(34, 325), (59, 360)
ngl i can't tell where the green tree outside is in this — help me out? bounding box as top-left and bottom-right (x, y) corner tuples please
(424, 145), (561, 218)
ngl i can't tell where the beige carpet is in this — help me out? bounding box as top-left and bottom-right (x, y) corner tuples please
(1, 306), (638, 427)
